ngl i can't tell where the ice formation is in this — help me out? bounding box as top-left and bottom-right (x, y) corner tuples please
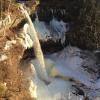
(31, 59), (84, 100)
(20, 5), (50, 83)
(33, 13), (69, 44)
(0, 54), (8, 62)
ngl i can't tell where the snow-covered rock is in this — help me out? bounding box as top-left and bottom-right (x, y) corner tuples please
(33, 14), (69, 44)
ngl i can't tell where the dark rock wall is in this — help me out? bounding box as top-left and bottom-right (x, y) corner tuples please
(36, 0), (100, 50)
(37, 0), (83, 23)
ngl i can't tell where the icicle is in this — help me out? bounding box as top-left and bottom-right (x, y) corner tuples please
(54, 9), (57, 14)
(79, 96), (84, 100)
(51, 9), (53, 14)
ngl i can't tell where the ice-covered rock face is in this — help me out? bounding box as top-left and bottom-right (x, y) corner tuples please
(33, 13), (69, 44)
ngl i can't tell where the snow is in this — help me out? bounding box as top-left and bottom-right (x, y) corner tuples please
(96, 79), (100, 88)
(0, 14), (11, 28)
(22, 12), (69, 47)
(4, 40), (16, 50)
(50, 64), (94, 87)
(47, 47), (95, 85)
(29, 46), (100, 100)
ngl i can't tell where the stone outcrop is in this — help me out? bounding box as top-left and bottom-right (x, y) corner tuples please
(0, 0), (99, 99)
(0, 29), (35, 100)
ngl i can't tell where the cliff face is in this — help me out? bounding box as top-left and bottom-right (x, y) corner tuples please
(0, 29), (34, 100)
(0, 1), (37, 99)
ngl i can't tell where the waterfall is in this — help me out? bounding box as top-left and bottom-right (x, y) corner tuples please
(20, 5), (50, 83)
(19, 5), (100, 100)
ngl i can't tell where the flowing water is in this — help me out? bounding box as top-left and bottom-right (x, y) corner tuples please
(20, 5), (50, 83)
(33, 13), (69, 44)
